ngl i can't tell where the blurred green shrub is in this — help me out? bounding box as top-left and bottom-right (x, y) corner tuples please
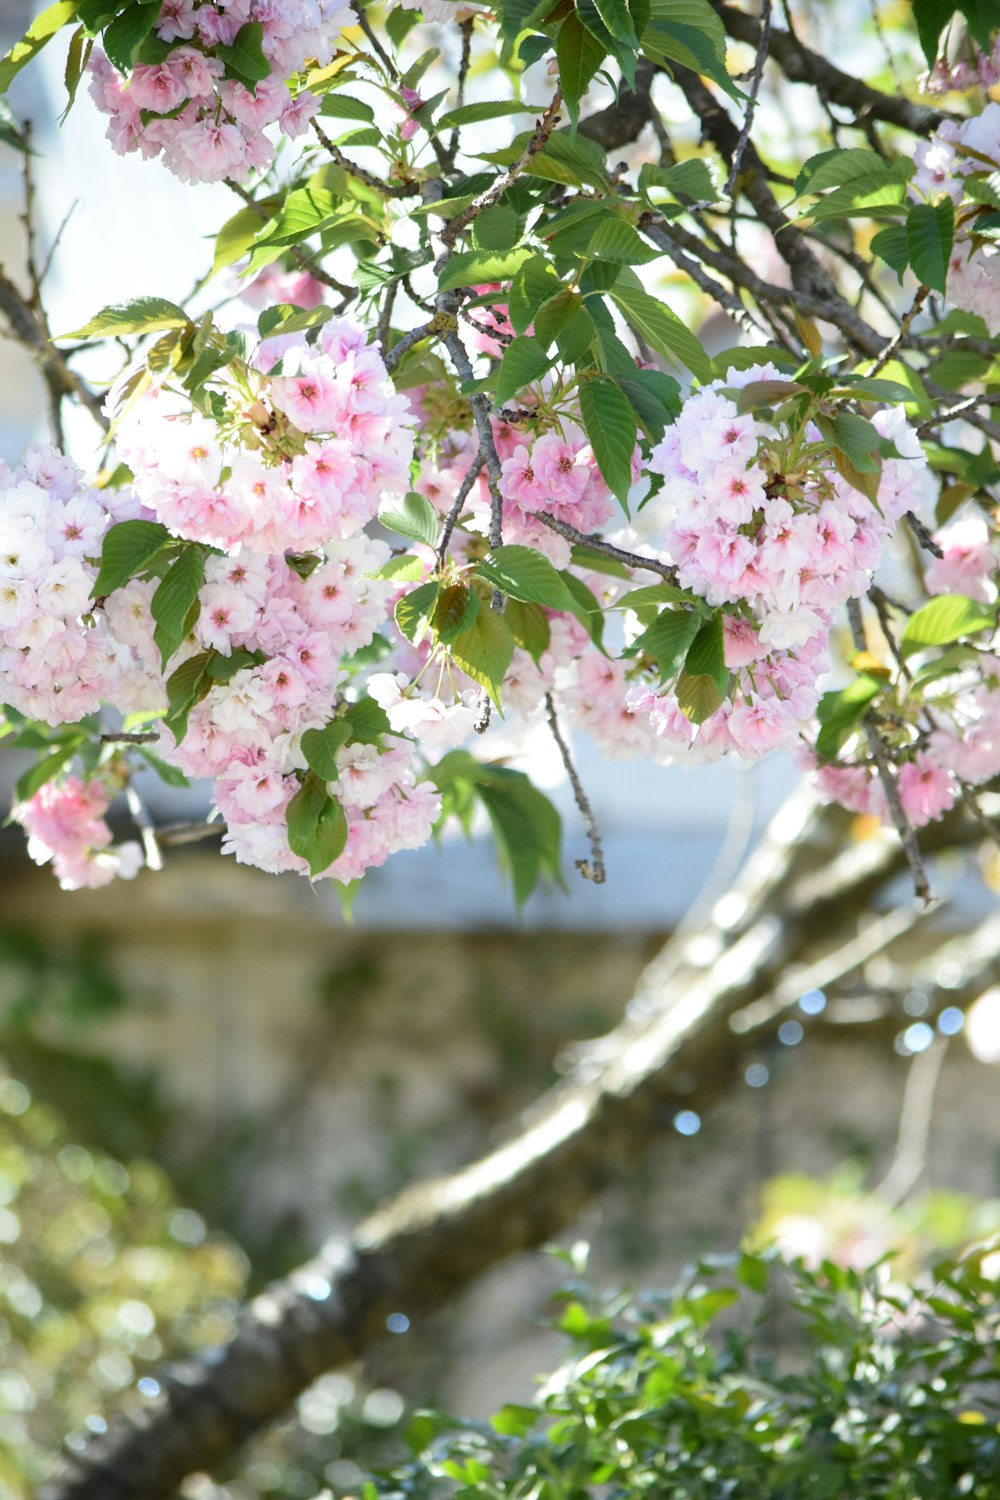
(364, 1247), (1000, 1500)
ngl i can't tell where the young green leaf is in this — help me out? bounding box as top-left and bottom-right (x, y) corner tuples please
(342, 696), (392, 744)
(215, 20), (270, 87)
(579, 376), (638, 507)
(684, 612), (728, 693)
(508, 256), (563, 334)
(437, 248), (533, 292)
(448, 607), (515, 706)
(556, 12), (606, 119)
(286, 773), (348, 877)
(676, 671), (725, 724)
(395, 582), (441, 644)
(631, 608), (702, 681)
(91, 520), (171, 599)
(0, 0), (80, 93)
(301, 720), (352, 781)
(60, 296), (190, 341)
(586, 217), (659, 264)
(494, 336), (550, 406)
(906, 199), (955, 295)
(477, 545), (580, 612)
(151, 547), (205, 670)
(901, 594), (997, 658)
(379, 491), (439, 547)
(610, 280), (713, 381)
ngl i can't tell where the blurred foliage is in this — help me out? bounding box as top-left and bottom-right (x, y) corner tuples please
(0, 927), (126, 1031)
(363, 1247), (1000, 1500)
(0, 1064), (247, 1499)
(750, 1164), (1000, 1279)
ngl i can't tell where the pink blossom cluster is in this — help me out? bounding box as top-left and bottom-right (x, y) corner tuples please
(0, 445), (156, 724)
(13, 775), (143, 891)
(155, 534), (443, 880)
(922, 37), (1000, 94)
(491, 426), (619, 566)
(115, 318), (415, 554)
(913, 103), (1000, 333)
(811, 513), (999, 830)
(618, 368), (924, 762)
(88, 0), (352, 184)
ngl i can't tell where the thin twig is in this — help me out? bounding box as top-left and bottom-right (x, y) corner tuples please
(534, 513), (680, 582)
(436, 448), (484, 568)
(725, 0), (772, 203)
(872, 1036), (948, 1208)
(545, 692), (606, 883)
(904, 510), (943, 559)
(100, 732), (159, 745)
(868, 284), (930, 376)
(383, 318), (436, 372)
(437, 88), (562, 262)
(847, 599), (932, 905)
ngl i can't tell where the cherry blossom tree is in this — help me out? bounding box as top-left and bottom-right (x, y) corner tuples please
(3, 0), (1000, 1491)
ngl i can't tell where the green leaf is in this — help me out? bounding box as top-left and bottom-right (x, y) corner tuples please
(556, 13), (606, 119)
(642, 3), (736, 99)
(163, 651), (212, 744)
(437, 248), (533, 291)
(618, 369), (681, 440)
(0, 99), (34, 153)
(803, 162), (912, 223)
(906, 199), (955, 295)
(448, 606), (515, 706)
(657, 157), (719, 202)
(586, 217), (659, 264)
(901, 594), (997, 658)
(631, 608), (701, 681)
(472, 205), (525, 252)
(60, 296), (189, 340)
(824, 411), (883, 475)
(379, 491), (440, 547)
(212, 201), (280, 275)
(684, 612), (727, 693)
(590, 0), (639, 47)
(478, 771), (563, 905)
(912, 0), (956, 64)
(59, 24), (92, 124)
(249, 185), (346, 253)
(0, 0), (80, 93)
(495, 336), (550, 406)
(560, 572), (605, 648)
(610, 582), (697, 610)
(286, 773), (348, 877)
(438, 99), (533, 127)
(609, 279), (713, 381)
(676, 671), (725, 724)
(102, 1), (161, 73)
(15, 740), (84, 804)
(395, 582), (441, 644)
(579, 376), (637, 507)
(317, 93), (376, 121)
(136, 747), (190, 789)
(365, 553), (426, 583)
(476, 545), (580, 613)
(795, 147), (889, 198)
(815, 673), (882, 761)
(215, 20), (269, 87)
(433, 583), (480, 642)
(506, 598), (551, 663)
(870, 223), (910, 283)
(151, 547), (205, 670)
(508, 256), (562, 334)
(301, 720), (352, 781)
(91, 520), (171, 599)
(342, 695), (392, 743)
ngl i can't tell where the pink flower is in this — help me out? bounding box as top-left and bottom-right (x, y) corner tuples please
(897, 753), (957, 826)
